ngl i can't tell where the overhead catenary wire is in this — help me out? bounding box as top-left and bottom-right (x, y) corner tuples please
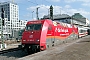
(27, 0), (38, 5)
(26, 0), (52, 18)
(44, 0), (53, 5)
(19, 0), (54, 20)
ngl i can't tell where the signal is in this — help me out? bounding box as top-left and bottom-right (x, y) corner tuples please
(50, 5), (53, 20)
(1, 8), (4, 13)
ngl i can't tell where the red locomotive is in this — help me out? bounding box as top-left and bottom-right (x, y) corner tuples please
(21, 19), (78, 53)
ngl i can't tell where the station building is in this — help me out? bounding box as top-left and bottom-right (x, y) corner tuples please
(43, 13), (90, 27)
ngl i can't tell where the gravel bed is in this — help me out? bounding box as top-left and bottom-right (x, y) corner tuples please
(0, 50), (28, 60)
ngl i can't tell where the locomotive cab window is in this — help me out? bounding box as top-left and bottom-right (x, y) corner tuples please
(26, 24), (42, 31)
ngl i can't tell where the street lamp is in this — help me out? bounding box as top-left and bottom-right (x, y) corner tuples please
(32, 11), (34, 19)
(59, 7), (61, 15)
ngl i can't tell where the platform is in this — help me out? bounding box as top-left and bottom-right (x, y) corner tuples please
(17, 35), (90, 60)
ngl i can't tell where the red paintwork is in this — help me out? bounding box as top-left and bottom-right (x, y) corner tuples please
(22, 19), (78, 50)
(79, 32), (88, 37)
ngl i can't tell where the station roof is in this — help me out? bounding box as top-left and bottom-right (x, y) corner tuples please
(43, 13), (86, 23)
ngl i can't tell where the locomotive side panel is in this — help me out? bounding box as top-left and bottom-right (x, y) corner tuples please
(46, 22), (78, 49)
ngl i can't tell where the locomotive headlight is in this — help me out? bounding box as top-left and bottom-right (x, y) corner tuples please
(36, 39), (40, 42)
(23, 40), (26, 41)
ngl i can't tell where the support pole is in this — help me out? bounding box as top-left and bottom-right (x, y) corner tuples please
(32, 11), (34, 19)
(36, 7), (40, 20)
(1, 8), (5, 50)
(1, 18), (5, 50)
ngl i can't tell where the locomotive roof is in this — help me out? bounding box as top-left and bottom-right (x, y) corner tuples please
(26, 19), (77, 28)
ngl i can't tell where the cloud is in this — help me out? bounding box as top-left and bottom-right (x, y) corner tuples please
(82, 3), (90, 7)
(79, 0), (90, 3)
(51, 0), (60, 2)
(64, 0), (90, 3)
(27, 5), (63, 19)
(0, 0), (23, 3)
(64, 0), (76, 3)
(46, 0), (60, 2)
(64, 5), (71, 8)
(64, 0), (90, 8)
(27, 5), (49, 11)
(66, 8), (90, 18)
(27, 5), (50, 18)
(0, 0), (9, 2)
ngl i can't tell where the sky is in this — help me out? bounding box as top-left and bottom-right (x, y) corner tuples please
(1, 0), (90, 21)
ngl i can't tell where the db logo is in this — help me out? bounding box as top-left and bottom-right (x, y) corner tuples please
(29, 35), (33, 38)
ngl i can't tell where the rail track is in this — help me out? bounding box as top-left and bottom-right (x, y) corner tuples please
(0, 47), (22, 54)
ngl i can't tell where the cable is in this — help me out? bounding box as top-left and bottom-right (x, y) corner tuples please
(18, 0), (53, 20)
(27, 0), (38, 5)
(44, 0), (54, 5)
(26, 0), (50, 10)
